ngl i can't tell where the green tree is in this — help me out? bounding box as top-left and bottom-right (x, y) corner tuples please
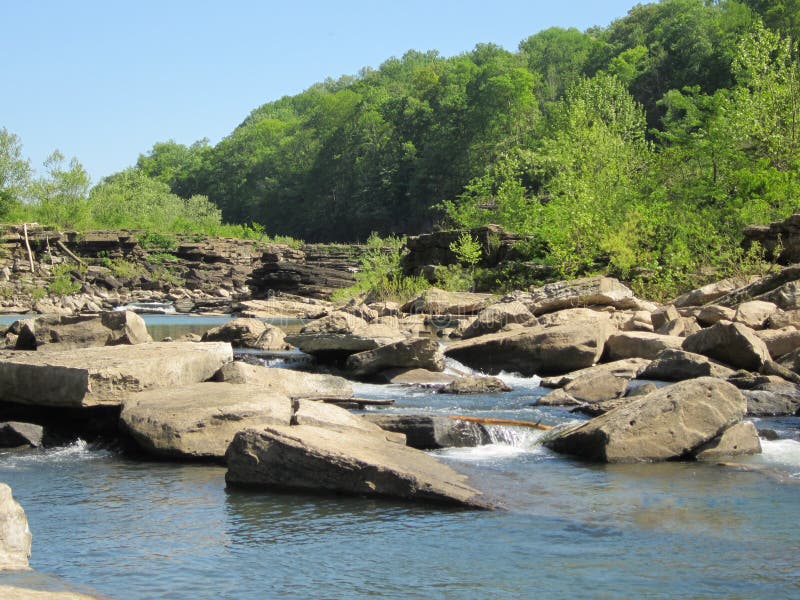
(0, 128), (32, 217)
(31, 151), (90, 228)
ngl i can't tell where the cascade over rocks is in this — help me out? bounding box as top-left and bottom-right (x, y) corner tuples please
(362, 414), (491, 449)
(545, 377), (748, 462)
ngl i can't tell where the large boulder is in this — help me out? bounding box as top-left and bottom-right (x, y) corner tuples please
(696, 305), (736, 326)
(120, 383), (293, 459)
(200, 318), (287, 350)
(535, 307), (613, 328)
(694, 421), (762, 460)
(14, 311), (150, 350)
(545, 378), (747, 462)
(638, 348), (735, 381)
(121, 379), (392, 461)
(682, 322), (771, 371)
(604, 332), (684, 361)
(0, 483), (31, 570)
(518, 276), (642, 316)
(445, 321), (612, 376)
(0, 342), (233, 407)
(214, 362), (352, 399)
(362, 414), (490, 449)
(285, 311), (404, 358)
(401, 288), (495, 315)
(672, 276), (755, 307)
(225, 425), (492, 509)
(461, 301), (533, 338)
(540, 371), (628, 406)
(346, 338), (444, 378)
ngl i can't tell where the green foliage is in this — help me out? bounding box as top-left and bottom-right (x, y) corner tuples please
(29, 151), (91, 228)
(449, 232), (482, 267)
(332, 233), (429, 302)
(139, 231), (177, 251)
(0, 128), (32, 218)
(46, 263), (82, 297)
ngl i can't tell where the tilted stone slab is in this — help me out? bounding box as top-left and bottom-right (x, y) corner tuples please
(225, 425), (493, 509)
(0, 342), (233, 408)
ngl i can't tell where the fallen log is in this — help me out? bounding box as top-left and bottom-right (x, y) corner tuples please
(302, 396), (396, 407)
(449, 415), (553, 430)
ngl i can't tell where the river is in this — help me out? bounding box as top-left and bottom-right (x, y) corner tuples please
(0, 315), (798, 598)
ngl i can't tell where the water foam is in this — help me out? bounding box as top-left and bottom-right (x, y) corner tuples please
(759, 439), (800, 471)
(0, 439), (98, 470)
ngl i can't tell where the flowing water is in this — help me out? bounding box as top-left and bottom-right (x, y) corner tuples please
(0, 316), (798, 598)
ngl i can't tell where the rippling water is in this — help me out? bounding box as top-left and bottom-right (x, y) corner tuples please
(0, 318), (798, 598)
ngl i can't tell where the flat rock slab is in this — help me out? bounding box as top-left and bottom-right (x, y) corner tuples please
(120, 382), (293, 459)
(226, 425), (492, 509)
(0, 342), (233, 408)
(214, 362), (353, 399)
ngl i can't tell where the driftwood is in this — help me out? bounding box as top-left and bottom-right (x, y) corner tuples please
(449, 415), (553, 431)
(55, 239), (86, 266)
(22, 223), (35, 272)
(303, 396), (396, 407)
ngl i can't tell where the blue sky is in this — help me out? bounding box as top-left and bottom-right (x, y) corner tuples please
(2, 0), (645, 183)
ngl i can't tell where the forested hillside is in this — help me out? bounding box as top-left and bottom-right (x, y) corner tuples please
(2, 0), (799, 296)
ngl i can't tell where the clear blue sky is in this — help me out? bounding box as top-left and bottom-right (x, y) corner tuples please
(1, 0), (645, 184)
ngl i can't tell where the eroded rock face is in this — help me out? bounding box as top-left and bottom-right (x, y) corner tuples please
(0, 483), (31, 570)
(200, 318), (287, 350)
(0, 342), (233, 408)
(545, 378), (747, 462)
(214, 362), (352, 399)
(225, 425), (492, 509)
(682, 322), (771, 371)
(445, 321), (612, 376)
(346, 339), (444, 378)
(518, 276), (641, 316)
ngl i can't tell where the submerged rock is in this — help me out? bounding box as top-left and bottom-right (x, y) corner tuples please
(545, 377), (746, 462)
(0, 483), (31, 570)
(225, 425), (492, 509)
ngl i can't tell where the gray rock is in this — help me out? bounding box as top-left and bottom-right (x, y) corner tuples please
(214, 362), (353, 399)
(682, 322), (771, 371)
(438, 375), (512, 394)
(0, 422), (43, 448)
(285, 311), (404, 358)
(733, 300), (778, 330)
(14, 311), (150, 350)
(0, 342), (233, 408)
(0, 483), (31, 570)
(519, 276), (641, 315)
(604, 332), (684, 361)
(540, 358), (650, 388)
(754, 327), (800, 359)
(225, 425), (492, 509)
(461, 301), (533, 338)
(201, 318), (287, 350)
(362, 414), (490, 449)
(695, 421), (762, 460)
(651, 305), (680, 331)
(445, 321), (612, 376)
(672, 276), (755, 307)
(697, 305), (736, 326)
(401, 288), (495, 315)
(545, 377), (746, 462)
(346, 338), (444, 378)
(638, 348), (735, 381)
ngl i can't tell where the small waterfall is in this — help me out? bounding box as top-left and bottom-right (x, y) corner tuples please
(484, 425), (547, 450)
